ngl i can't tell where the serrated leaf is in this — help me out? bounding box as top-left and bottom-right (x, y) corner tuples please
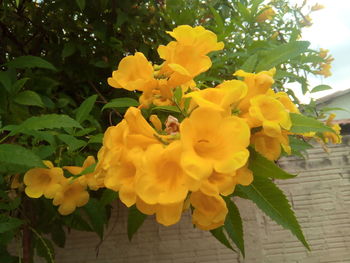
(249, 147), (296, 179)
(237, 176), (310, 250)
(210, 227), (235, 251)
(0, 144), (45, 170)
(6, 56), (57, 71)
(255, 41), (310, 71)
(57, 134), (86, 151)
(14, 90), (45, 108)
(9, 114), (82, 136)
(102, 98), (139, 111)
(127, 205), (147, 241)
(223, 197), (245, 256)
(290, 113), (334, 134)
(76, 0), (85, 10)
(310, 84), (332, 93)
(75, 95), (97, 123)
(240, 53), (258, 72)
(289, 136), (313, 156)
(0, 215), (23, 233)
(83, 198), (106, 239)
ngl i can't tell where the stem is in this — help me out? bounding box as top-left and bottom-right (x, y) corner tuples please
(22, 224), (31, 263)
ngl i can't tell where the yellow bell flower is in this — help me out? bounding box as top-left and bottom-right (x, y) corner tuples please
(136, 197), (184, 226)
(234, 68), (276, 112)
(251, 130), (291, 161)
(104, 147), (143, 207)
(180, 107), (250, 186)
(24, 161), (65, 199)
(52, 178), (89, 215)
(164, 25), (224, 56)
(64, 156), (102, 191)
(186, 80), (248, 114)
(199, 164), (253, 197)
(190, 191), (228, 230)
(249, 95), (291, 137)
(315, 63), (332, 77)
(273, 92), (300, 113)
(136, 141), (190, 205)
(323, 114), (342, 144)
(311, 3), (324, 11)
(108, 52), (157, 92)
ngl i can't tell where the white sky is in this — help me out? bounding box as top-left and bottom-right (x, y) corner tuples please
(289, 0), (350, 103)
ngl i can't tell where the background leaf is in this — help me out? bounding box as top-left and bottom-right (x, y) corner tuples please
(75, 95), (98, 123)
(102, 98), (139, 111)
(127, 205), (147, 241)
(14, 90), (45, 108)
(6, 56), (56, 71)
(290, 113), (334, 133)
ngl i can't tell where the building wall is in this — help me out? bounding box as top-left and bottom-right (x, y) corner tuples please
(54, 136), (350, 263)
(317, 92), (350, 121)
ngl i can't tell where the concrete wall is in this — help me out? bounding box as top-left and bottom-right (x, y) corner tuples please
(54, 136), (350, 263)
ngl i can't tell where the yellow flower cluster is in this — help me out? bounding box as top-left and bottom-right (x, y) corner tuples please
(314, 48), (334, 78)
(24, 161), (90, 215)
(256, 6), (276, 23)
(98, 25), (302, 229)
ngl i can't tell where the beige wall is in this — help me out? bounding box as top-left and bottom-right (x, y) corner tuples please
(54, 136), (350, 263)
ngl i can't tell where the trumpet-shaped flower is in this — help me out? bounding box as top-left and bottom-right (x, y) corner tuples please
(64, 156), (102, 191)
(52, 178), (89, 215)
(136, 141), (190, 205)
(136, 197), (184, 226)
(248, 95), (291, 137)
(234, 68), (276, 112)
(186, 80), (247, 114)
(24, 161), (65, 199)
(104, 147), (143, 207)
(180, 107), (250, 186)
(108, 52), (157, 91)
(191, 191), (228, 230)
(256, 6), (276, 22)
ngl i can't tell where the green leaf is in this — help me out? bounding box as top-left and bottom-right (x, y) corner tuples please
(6, 56), (57, 71)
(127, 205), (147, 241)
(209, 6), (224, 33)
(310, 84), (332, 93)
(249, 148), (296, 179)
(224, 197), (245, 256)
(8, 114), (82, 136)
(76, 0), (86, 10)
(102, 98), (139, 111)
(35, 237), (55, 262)
(99, 189), (118, 207)
(237, 176), (310, 250)
(88, 133), (103, 144)
(75, 95), (97, 123)
(240, 53), (258, 72)
(290, 113), (334, 133)
(173, 86), (183, 105)
(151, 105), (181, 114)
(51, 224), (66, 248)
(0, 144), (45, 170)
(255, 41), (310, 71)
(11, 78), (30, 94)
(289, 136), (313, 157)
(0, 71), (12, 92)
(14, 90), (45, 108)
(83, 198), (106, 239)
(78, 163), (96, 176)
(210, 227), (235, 251)
(62, 42), (76, 58)
(0, 215), (23, 233)
(57, 134), (86, 151)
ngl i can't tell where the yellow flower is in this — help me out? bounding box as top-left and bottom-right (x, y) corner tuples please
(136, 197), (184, 226)
(52, 178), (89, 215)
(149, 114), (163, 131)
(234, 68), (276, 112)
(249, 95), (291, 137)
(190, 191), (228, 230)
(273, 92), (300, 113)
(256, 7), (276, 22)
(136, 141), (190, 205)
(64, 156), (102, 191)
(104, 147), (143, 207)
(186, 80), (248, 114)
(180, 107), (250, 186)
(164, 25), (224, 56)
(24, 161), (65, 199)
(319, 48), (329, 59)
(199, 165), (253, 197)
(251, 130), (290, 161)
(108, 52), (157, 92)
(315, 63), (332, 77)
(323, 114), (342, 144)
(311, 3), (324, 11)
